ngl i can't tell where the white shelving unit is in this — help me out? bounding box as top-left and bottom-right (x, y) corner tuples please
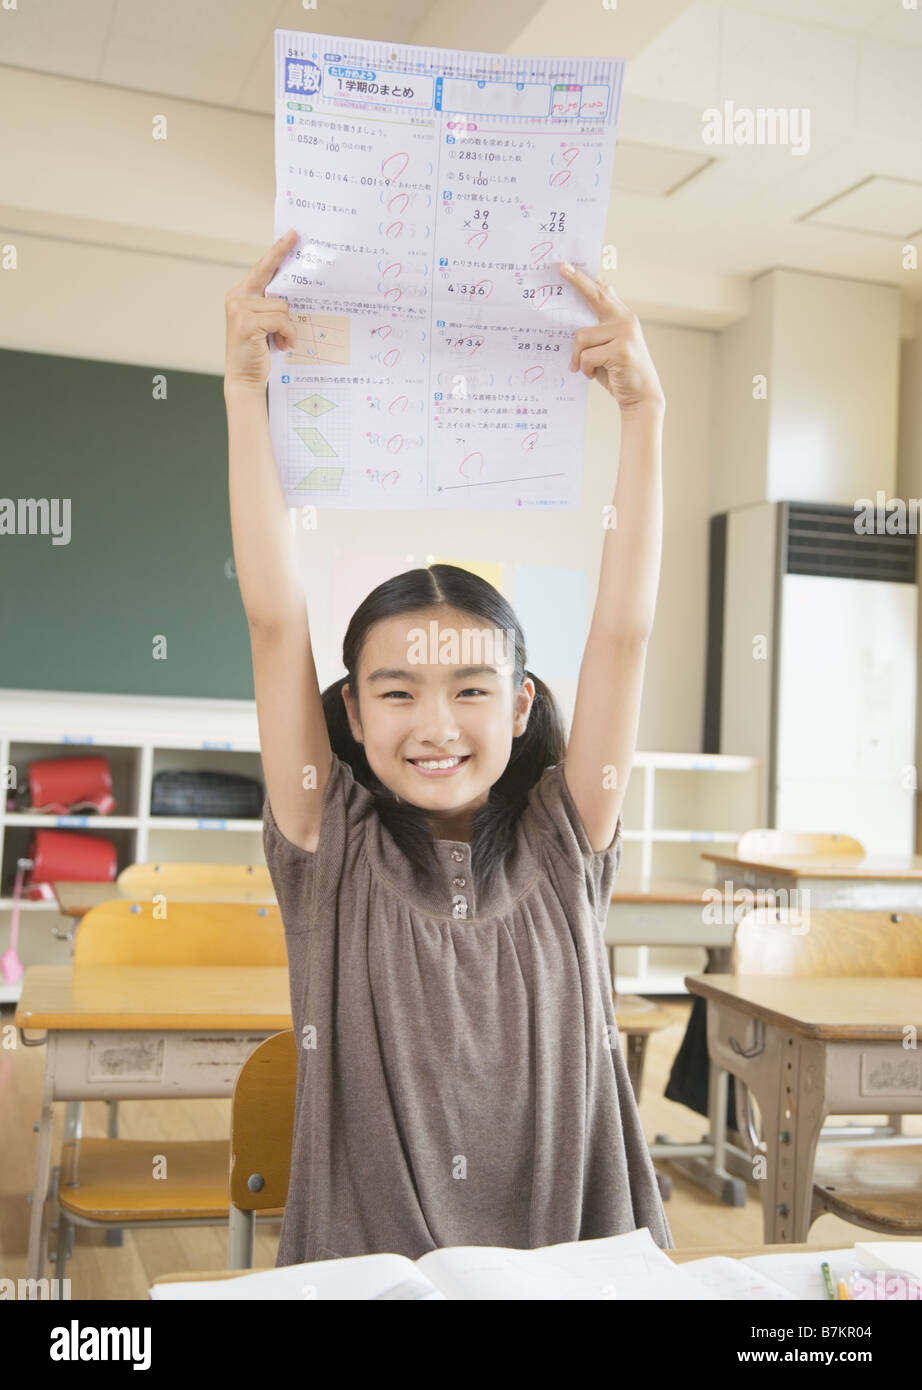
(1, 690), (763, 1003)
(0, 690), (266, 1003)
(611, 751), (764, 994)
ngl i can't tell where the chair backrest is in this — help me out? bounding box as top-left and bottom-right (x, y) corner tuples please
(731, 907), (922, 976)
(118, 862), (273, 894)
(73, 899), (286, 966)
(736, 829), (865, 860)
(229, 1030), (297, 1214)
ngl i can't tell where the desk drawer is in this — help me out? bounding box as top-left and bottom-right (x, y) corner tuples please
(52, 1031), (273, 1099)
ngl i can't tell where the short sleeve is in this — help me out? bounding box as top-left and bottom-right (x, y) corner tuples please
(522, 762), (623, 924)
(262, 752), (371, 934)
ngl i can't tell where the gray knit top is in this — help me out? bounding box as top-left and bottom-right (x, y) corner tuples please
(263, 751), (674, 1265)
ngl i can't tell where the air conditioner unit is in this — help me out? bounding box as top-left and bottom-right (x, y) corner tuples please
(704, 501), (917, 854)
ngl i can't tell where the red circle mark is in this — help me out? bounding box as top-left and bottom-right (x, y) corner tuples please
(374, 324), (392, 338)
(388, 395), (409, 414)
(471, 279), (493, 299)
(382, 152), (409, 182)
(524, 365), (544, 383)
(386, 436), (404, 455)
(383, 347), (401, 367)
(460, 451), (484, 478)
(388, 193), (410, 214)
(534, 284), (554, 310)
(382, 261), (402, 279)
(467, 230), (488, 251)
(530, 240), (553, 263)
(521, 432), (539, 451)
(550, 170), (571, 187)
(384, 288), (402, 305)
(561, 146), (580, 166)
(385, 221), (404, 239)
(381, 469), (400, 486)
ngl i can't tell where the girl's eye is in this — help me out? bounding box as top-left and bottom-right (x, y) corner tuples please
(381, 688), (488, 700)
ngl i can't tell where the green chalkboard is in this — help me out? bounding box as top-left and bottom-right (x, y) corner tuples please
(0, 348), (253, 699)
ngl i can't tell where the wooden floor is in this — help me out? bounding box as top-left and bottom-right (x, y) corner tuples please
(3, 998), (918, 1300)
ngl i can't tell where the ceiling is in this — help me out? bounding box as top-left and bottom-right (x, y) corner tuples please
(2, 0), (920, 327)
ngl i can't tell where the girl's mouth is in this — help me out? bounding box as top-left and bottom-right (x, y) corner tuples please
(405, 754), (471, 778)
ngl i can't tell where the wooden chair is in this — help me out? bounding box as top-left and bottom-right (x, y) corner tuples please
(731, 907), (922, 1236)
(47, 901), (285, 1292)
(735, 829), (865, 860)
(228, 1030), (297, 1268)
(117, 861), (272, 896)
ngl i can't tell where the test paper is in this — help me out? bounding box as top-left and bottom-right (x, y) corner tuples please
(267, 29), (624, 511)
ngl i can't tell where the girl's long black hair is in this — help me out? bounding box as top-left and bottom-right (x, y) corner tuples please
(320, 564), (567, 900)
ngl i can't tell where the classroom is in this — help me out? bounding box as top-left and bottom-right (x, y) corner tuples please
(1, 0), (921, 1334)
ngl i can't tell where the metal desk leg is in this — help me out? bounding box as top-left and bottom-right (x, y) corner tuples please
(26, 1035), (57, 1281)
(648, 945), (750, 1205)
(754, 1031), (827, 1243)
(650, 1060), (748, 1206)
(63, 1100), (82, 1141)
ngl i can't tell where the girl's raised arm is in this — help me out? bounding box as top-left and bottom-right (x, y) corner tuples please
(225, 232), (332, 851)
(556, 262), (665, 855)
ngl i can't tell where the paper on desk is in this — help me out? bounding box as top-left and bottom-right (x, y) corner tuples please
(149, 1254), (445, 1301)
(414, 1227), (721, 1300)
(267, 29), (624, 510)
(150, 1230), (716, 1300)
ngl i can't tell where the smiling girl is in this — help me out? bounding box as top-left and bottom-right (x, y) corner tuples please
(224, 230), (673, 1264)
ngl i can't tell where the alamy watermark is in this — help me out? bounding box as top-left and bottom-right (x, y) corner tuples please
(854, 491), (922, 534)
(406, 622), (516, 674)
(0, 497), (71, 545)
(703, 884), (811, 934)
(701, 101), (810, 156)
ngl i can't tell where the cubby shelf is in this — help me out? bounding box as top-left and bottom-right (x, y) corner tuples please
(611, 751), (764, 993)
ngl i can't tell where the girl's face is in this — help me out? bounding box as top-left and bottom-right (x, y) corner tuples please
(342, 607), (535, 839)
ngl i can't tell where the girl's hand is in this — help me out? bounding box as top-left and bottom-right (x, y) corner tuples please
(224, 230), (300, 390)
(560, 261), (665, 416)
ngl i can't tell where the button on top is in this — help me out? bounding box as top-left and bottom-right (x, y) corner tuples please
(450, 848), (465, 862)
(451, 876), (466, 888)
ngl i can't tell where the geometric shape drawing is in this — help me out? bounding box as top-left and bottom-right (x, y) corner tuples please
(285, 313), (350, 366)
(294, 393), (337, 417)
(294, 426), (338, 457)
(295, 467), (345, 491)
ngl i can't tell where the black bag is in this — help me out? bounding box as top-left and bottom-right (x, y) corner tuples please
(150, 770), (264, 819)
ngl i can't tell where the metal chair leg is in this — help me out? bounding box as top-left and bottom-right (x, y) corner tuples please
(54, 1211), (70, 1293)
(227, 1206), (255, 1269)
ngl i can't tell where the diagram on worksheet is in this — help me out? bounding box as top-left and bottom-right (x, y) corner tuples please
(285, 313), (351, 367)
(284, 385), (350, 495)
(267, 29), (624, 510)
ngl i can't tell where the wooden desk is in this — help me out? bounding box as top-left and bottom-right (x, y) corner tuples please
(14, 964), (291, 1283)
(685, 973), (922, 1243)
(606, 878), (752, 949)
(53, 881), (277, 919)
(701, 851), (922, 911)
(664, 852), (922, 1207)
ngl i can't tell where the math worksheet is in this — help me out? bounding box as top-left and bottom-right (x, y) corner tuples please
(267, 30), (624, 510)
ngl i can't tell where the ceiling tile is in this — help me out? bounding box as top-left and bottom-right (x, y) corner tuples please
(801, 175), (922, 239)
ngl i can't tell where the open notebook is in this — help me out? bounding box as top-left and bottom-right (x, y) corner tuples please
(149, 1228), (922, 1300)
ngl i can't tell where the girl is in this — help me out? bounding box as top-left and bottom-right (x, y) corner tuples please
(224, 229), (673, 1265)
